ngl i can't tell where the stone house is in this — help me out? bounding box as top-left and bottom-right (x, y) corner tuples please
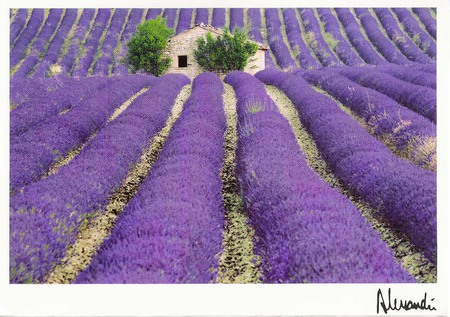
(164, 23), (269, 78)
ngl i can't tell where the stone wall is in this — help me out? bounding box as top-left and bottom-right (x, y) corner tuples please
(164, 26), (266, 78)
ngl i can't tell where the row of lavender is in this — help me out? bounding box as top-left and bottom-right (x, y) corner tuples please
(12, 66), (435, 283)
(10, 7), (436, 77)
(10, 74), (189, 283)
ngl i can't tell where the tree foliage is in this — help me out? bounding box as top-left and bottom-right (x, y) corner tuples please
(194, 28), (259, 74)
(125, 16), (174, 76)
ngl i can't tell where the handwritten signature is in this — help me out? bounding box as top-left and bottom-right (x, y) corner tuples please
(377, 288), (436, 314)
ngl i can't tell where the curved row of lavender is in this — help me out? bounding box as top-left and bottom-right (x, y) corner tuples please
(392, 8), (436, 59)
(265, 8), (297, 69)
(11, 76), (110, 136)
(76, 72), (225, 283)
(10, 74), (189, 283)
(211, 8), (226, 28)
(353, 8), (411, 65)
(412, 8), (436, 39)
(298, 67), (436, 170)
(282, 9), (320, 69)
(112, 9), (144, 75)
(316, 9), (364, 67)
(194, 8), (209, 25)
(176, 9), (194, 34)
(334, 8), (388, 65)
(92, 8), (128, 76)
(10, 9), (45, 70)
(72, 9), (112, 77)
(230, 8), (245, 30)
(10, 76), (70, 107)
(60, 9), (96, 75)
(10, 75), (155, 193)
(377, 64), (436, 89)
(373, 9), (433, 64)
(163, 8), (177, 29)
(256, 69), (436, 264)
(247, 8), (276, 68)
(329, 66), (436, 123)
(299, 8), (340, 67)
(12, 9), (63, 77)
(10, 9), (29, 46)
(32, 9), (78, 78)
(225, 71), (413, 283)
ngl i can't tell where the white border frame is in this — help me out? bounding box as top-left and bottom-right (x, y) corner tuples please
(1, 0), (448, 315)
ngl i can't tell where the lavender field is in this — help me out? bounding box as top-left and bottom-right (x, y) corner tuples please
(9, 8), (437, 284)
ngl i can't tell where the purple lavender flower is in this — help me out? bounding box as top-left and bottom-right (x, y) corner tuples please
(256, 69), (436, 264)
(194, 8), (209, 25)
(316, 8), (364, 66)
(299, 8), (340, 67)
(10, 75), (156, 192)
(59, 9), (96, 75)
(75, 73), (225, 284)
(373, 8), (433, 64)
(353, 8), (411, 65)
(225, 70), (414, 282)
(264, 8), (297, 69)
(10, 74), (189, 284)
(282, 9), (321, 69)
(10, 9), (29, 46)
(334, 8), (388, 65)
(10, 9), (45, 70)
(176, 8), (193, 34)
(412, 8), (436, 39)
(211, 8), (226, 28)
(229, 8), (244, 30)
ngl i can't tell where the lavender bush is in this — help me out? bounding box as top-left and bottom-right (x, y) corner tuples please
(230, 8), (245, 30)
(211, 8), (226, 28)
(92, 9), (128, 76)
(194, 8), (209, 25)
(10, 74), (189, 284)
(256, 69), (437, 264)
(353, 8), (411, 65)
(59, 9), (96, 75)
(412, 8), (436, 39)
(176, 8), (193, 34)
(14, 9), (64, 78)
(392, 8), (436, 59)
(10, 9), (29, 47)
(32, 9), (78, 78)
(334, 8), (388, 65)
(76, 72), (225, 283)
(225, 71), (413, 282)
(330, 66), (436, 123)
(264, 8), (297, 69)
(11, 76), (110, 136)
(282, 9), (320, 69)
(146, 9), (162, 20)
(10, 75), (156, 192)
(300, 68), (436, 169)
(373, 8), (432, 64)
(317, 8), (364, 66)
(377, 64), (436, 89)
(299, 8), (340, 67)
(72, 9), (111, 77)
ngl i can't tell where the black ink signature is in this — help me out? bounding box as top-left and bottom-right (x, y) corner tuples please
(377, 288), (436, 314)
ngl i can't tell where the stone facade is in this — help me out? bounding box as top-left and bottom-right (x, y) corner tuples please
(164, 24), (268, 78)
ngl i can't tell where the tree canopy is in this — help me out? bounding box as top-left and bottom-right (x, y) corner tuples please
(194, 28), (259, 74)
(125, 16), (174, 76)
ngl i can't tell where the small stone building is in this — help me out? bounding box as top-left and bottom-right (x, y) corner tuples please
(164, 23), (269, 78)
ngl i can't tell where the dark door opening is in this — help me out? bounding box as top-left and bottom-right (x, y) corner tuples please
(178, 55), (188, 68)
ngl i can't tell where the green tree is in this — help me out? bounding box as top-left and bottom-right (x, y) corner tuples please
(194, 28), (259, 74)
(125, 16), (174, 76)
